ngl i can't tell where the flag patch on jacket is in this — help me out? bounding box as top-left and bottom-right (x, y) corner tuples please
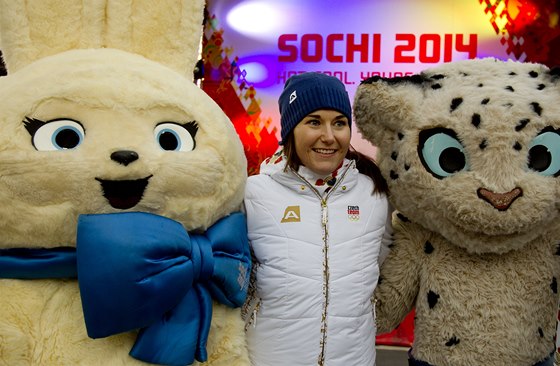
(348, 205), (360, 221)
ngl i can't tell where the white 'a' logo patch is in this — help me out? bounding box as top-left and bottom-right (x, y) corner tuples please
(281, 206), (300, 223)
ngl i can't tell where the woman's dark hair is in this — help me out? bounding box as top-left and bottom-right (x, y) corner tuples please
(282, 132), (388, 194)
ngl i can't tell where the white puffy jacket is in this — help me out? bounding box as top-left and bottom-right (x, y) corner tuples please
(244, 154), (392, 366)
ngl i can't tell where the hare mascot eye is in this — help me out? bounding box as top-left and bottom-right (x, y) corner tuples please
(24, 117), (85, 151)
(154, 122), (198, 152)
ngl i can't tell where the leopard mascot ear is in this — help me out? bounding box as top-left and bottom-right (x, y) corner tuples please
(353, 74), (426, 148)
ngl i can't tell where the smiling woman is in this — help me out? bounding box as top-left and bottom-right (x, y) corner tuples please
(243, 72), (393, 366)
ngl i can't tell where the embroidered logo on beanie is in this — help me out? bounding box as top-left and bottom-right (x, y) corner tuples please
(289, 90), (297, 104)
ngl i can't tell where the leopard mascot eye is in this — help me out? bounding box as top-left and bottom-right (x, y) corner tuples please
(527, 128), (560, 177)
(418, 128), (468, 179)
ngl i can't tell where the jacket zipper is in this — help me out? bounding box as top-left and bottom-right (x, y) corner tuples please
(291, 163), (353, 366)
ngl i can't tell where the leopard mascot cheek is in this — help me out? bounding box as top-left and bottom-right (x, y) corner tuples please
(354, 58), (560, 366)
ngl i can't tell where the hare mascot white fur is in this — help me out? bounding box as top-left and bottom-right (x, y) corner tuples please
(0, 1), (250, 365)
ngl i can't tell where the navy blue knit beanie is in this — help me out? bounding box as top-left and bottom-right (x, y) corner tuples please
(278, 72), (352, 145)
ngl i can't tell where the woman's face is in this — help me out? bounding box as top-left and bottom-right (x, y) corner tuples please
(293, 109), (351, 176)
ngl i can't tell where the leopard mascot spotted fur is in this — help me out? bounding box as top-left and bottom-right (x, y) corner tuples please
(354, 58), (560, 366)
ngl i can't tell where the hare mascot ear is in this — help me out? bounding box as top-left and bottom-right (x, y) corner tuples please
(0, 0), (203, 75)
(0, 1), (250, 366)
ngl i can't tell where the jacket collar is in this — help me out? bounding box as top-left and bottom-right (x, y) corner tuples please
(259, 148), (359, 195)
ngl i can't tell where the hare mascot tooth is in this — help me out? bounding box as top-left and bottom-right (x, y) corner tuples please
(0, 1), (250, 365)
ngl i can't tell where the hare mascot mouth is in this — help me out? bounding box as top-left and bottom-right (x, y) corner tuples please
(95, 176), (152, 210)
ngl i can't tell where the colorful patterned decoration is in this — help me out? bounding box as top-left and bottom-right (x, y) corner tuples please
(480, 0), (560, 66)
(201, 14), (279, 176)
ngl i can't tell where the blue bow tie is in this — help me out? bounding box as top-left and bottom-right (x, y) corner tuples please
(0, 211), (251, 366)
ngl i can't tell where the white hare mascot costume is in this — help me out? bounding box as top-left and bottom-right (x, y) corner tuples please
(0, 1), (250, 365)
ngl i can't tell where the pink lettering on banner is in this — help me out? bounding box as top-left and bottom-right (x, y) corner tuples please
(278, 33), (477, 64)
(278, 33), (382, 63)
(394, 33), (477, 63)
